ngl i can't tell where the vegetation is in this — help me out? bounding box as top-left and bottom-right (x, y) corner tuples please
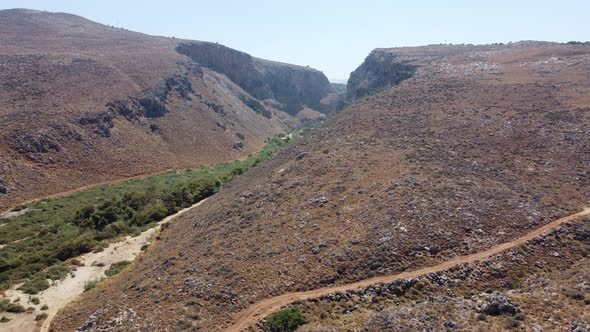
(104, 261), (131, 277)
(83, 279), (100, 292)
(18, 276), (50, 295)
(566, 41), (590, 45)
(263, 308), (305, 332)
(0, 316), (10, 323)
(35, 312), (48, 321)
(0, 300), (25, 313)
(0, 133), (299, 291)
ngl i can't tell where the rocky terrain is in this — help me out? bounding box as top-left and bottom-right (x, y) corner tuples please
(0, 9), (338, 210)
(292, 216), (590, 331)
(49, 41), (590, 331)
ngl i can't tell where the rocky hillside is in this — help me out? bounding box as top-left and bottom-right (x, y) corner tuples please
(0, 9), (336, 210)
(51, 42), (590, 331)
(294, 217), (590, 331)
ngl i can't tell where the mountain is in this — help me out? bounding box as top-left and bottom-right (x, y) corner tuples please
(51, 41), (590, 330)
(0, 9), (337, 210)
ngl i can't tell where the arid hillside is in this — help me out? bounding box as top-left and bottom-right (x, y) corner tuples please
(52, 42), (590, 331)
(0, 9), (337, 210)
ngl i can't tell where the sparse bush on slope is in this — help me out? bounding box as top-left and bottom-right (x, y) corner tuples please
(263, 308), (305, 332)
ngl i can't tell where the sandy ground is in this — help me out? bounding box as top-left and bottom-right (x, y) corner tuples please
(0, 208), (33, 221)
(0, 199), (207, 332)
(226, 208), (590, 332)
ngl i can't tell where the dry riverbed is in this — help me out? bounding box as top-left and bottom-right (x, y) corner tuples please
(0, 199), (207, 332)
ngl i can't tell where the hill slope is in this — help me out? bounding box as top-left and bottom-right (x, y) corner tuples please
(52, 42), (590, 331)
(0, 9), (336, 210)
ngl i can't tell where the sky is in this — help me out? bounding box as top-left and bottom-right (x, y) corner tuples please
(1, 0), (589, 81)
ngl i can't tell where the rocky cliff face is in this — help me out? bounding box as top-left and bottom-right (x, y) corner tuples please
(176, 42), (332, 114)
(346, 49), (417, 100)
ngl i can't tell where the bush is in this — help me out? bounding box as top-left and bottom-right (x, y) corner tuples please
(0, 316), (10, 322)
(30, 297), (40, 305)
(104, 261), (131, 277)
(131, 203), (168, 226)
(5, 303), (25, 313)
(41, 304), (48, 310)
(45, 264), (70, 280)
(18, 276), (49, 295)
(83, 279), (100, 292)
(69, 258), (84, 266)
(263, 308), (305, 332)
(35, 312), (48, 321)
(55, 234), (96, 261)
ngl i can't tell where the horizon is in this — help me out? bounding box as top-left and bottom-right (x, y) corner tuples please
(1, 1), (589, 81)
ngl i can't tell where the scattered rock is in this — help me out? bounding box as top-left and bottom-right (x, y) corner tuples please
(477, 292), (519, 316)
(296, 152), (309, 160)
(572, 320), (590, 332)
(0, 179), (6, 194)
(232, 142), (244, 150)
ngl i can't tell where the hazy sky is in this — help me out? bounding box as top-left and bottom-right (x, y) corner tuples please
(2, 0), (589, 81)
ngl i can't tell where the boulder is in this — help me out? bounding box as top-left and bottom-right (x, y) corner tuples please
(477, 292), (518, 316)
(0, 179), (6, 194)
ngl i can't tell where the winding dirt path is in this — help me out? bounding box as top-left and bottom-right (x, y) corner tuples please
(226, 207), (590, 332)
(0, 199), (208, 332)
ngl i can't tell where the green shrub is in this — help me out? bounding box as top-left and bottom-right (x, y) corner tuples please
(263, 308), (305, 332)
(5, 303), (26, 313)
(45, 264), (70, 280)
(41, 304), (48, 310)
(0, 316), (10, 322)
(69, 258), (84, 266)
(18, 276), (49, 295)
(55, 234), (96, 261)
(104, 261), (131, 277)
(35, 312), (48, 321)
(83, 279), (100, 291)
(30, 297), (40, 305)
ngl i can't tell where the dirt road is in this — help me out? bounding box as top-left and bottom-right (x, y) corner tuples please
(226, 207), (590, 332)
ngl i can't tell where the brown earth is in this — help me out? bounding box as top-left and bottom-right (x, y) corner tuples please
(0, 9), (337, 211)
(293, 216), (590, 331)
(51, 42), (590, 331)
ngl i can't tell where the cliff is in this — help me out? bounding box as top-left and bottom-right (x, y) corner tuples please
(176, 42), (332, 115)
(346, 49), (417, 100)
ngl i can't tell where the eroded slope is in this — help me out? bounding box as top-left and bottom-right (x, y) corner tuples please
(52, 42), (590, 331)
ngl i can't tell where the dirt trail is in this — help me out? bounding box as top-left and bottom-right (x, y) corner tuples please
(0, 199), (208, 332)
(226, 207), (590, 332)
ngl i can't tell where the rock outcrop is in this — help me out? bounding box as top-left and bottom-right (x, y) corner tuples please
(346, 49), (417, 100)
(176, 42), (332, 114)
